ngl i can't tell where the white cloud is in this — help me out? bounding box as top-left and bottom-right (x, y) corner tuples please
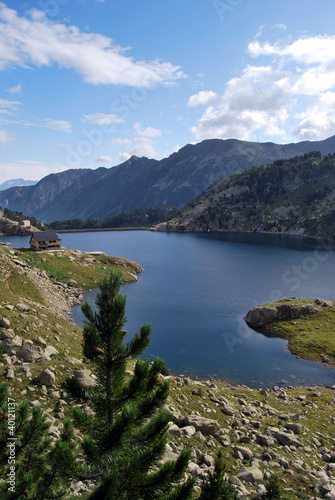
(187, 90), (223, 107)
(110, 138), (131, 145)
(82, 113), (125, 125)
(95, 155), (113, 163)
(294, 92), (335, 140)
(129, 139), (157, 158)
(190, 34), (335, 142)
(134, 122), (162, 138)
(0, 97), (21, 114)
(0, 4), (184, 87)
(44, 118), (72, 133)
(0, 129), (13, 143)
(275, 24), (287, 31)
(117, 152), (131, 163)
(124, 122), (163, 158)
(0, 115), (72, 132)
(7, 83), (22, 94)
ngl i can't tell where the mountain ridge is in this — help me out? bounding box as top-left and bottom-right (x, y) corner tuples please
(2, 135), (335, 222)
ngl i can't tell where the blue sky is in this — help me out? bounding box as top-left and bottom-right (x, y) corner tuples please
(1, 0), (335, 183)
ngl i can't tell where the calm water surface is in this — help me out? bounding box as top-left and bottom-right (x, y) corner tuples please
(2, 231), (335, 387)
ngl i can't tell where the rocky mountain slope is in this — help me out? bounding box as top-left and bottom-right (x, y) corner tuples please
(0, 247), (335, 498)
(165, 151), (335, 241)
(2, 135), (335, 223)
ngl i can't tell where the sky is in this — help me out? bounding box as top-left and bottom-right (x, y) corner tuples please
(1, 0), (335, 184)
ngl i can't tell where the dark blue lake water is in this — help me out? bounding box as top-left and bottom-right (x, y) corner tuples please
(2, 231), (335, 387)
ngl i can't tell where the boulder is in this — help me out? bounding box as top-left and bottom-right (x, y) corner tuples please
(0, 317), (10, 328)
(6, 367), (15, 379)
(244, 301), (320, 329)
(221, 403), (235, 416)
(285, 422), (303, 434)
(203, 455), (215, 467)
(234, 446), (253, 460)
(256, 433), (277, 447)
(14, 303), (31, 312)
(0, 329), (15, 340)
(45, 346), (59, 356)
(184, 415), (221, 436)
(267, 427), (302, 447)
(38, 368), (56, 386)
(158, 449), (178, 467)
(180, 425), (196, 436)
(188, 462), (201, 477)
(73, 369), (96, 388)
(237, 466), (263, 484)
(34, 336), (47, 347)
(243, 306), (277, 328)
(168, 424), (182, 437)
(14, 345), (50, 363)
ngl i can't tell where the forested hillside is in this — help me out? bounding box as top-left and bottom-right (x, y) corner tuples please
(167, 152), (335, 241)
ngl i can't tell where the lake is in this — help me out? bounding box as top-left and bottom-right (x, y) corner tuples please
(2, 230), (335, 387)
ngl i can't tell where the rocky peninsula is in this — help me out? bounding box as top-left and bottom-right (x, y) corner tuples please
(244, 298), (335, 368)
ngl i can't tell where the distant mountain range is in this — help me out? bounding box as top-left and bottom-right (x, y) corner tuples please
(166, 151), (335, 241)
(1, 136), (335, 223)
(0, 178), (37, 191)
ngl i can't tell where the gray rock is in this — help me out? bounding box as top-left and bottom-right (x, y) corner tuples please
(244, 301), (320, 329)
(184, 415), (221, 436)
(14, 345), (50, 362)
(237, 466), (263, 484)
(243, 306), (278, 328)
(45, 346), (59, 356)
(201, 455), (214, 468)
(180, 425), (196, 437)
(3, 354), (12, 365)
(38, 368), (56, 386)
(34, 336), (47, 347)
(15, 302), (31, 312)
(234, 446), (253, 460)
(256, 433), (277, 447)
(0, 317), (10, 328)
(168, 424), (181, 436)
(279, 458), (289, 469)
(73, 369), (96, 388)
(6, 367), (15, 379)
(0, 329), (15, 340)
(242, 405), (258, 417)
(188, 462), (201, 477)
(194, 431), (206, 441)
(221, 403), (235, 416)
(285, 422), (302, 434)
(267, 427), (302, 447)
